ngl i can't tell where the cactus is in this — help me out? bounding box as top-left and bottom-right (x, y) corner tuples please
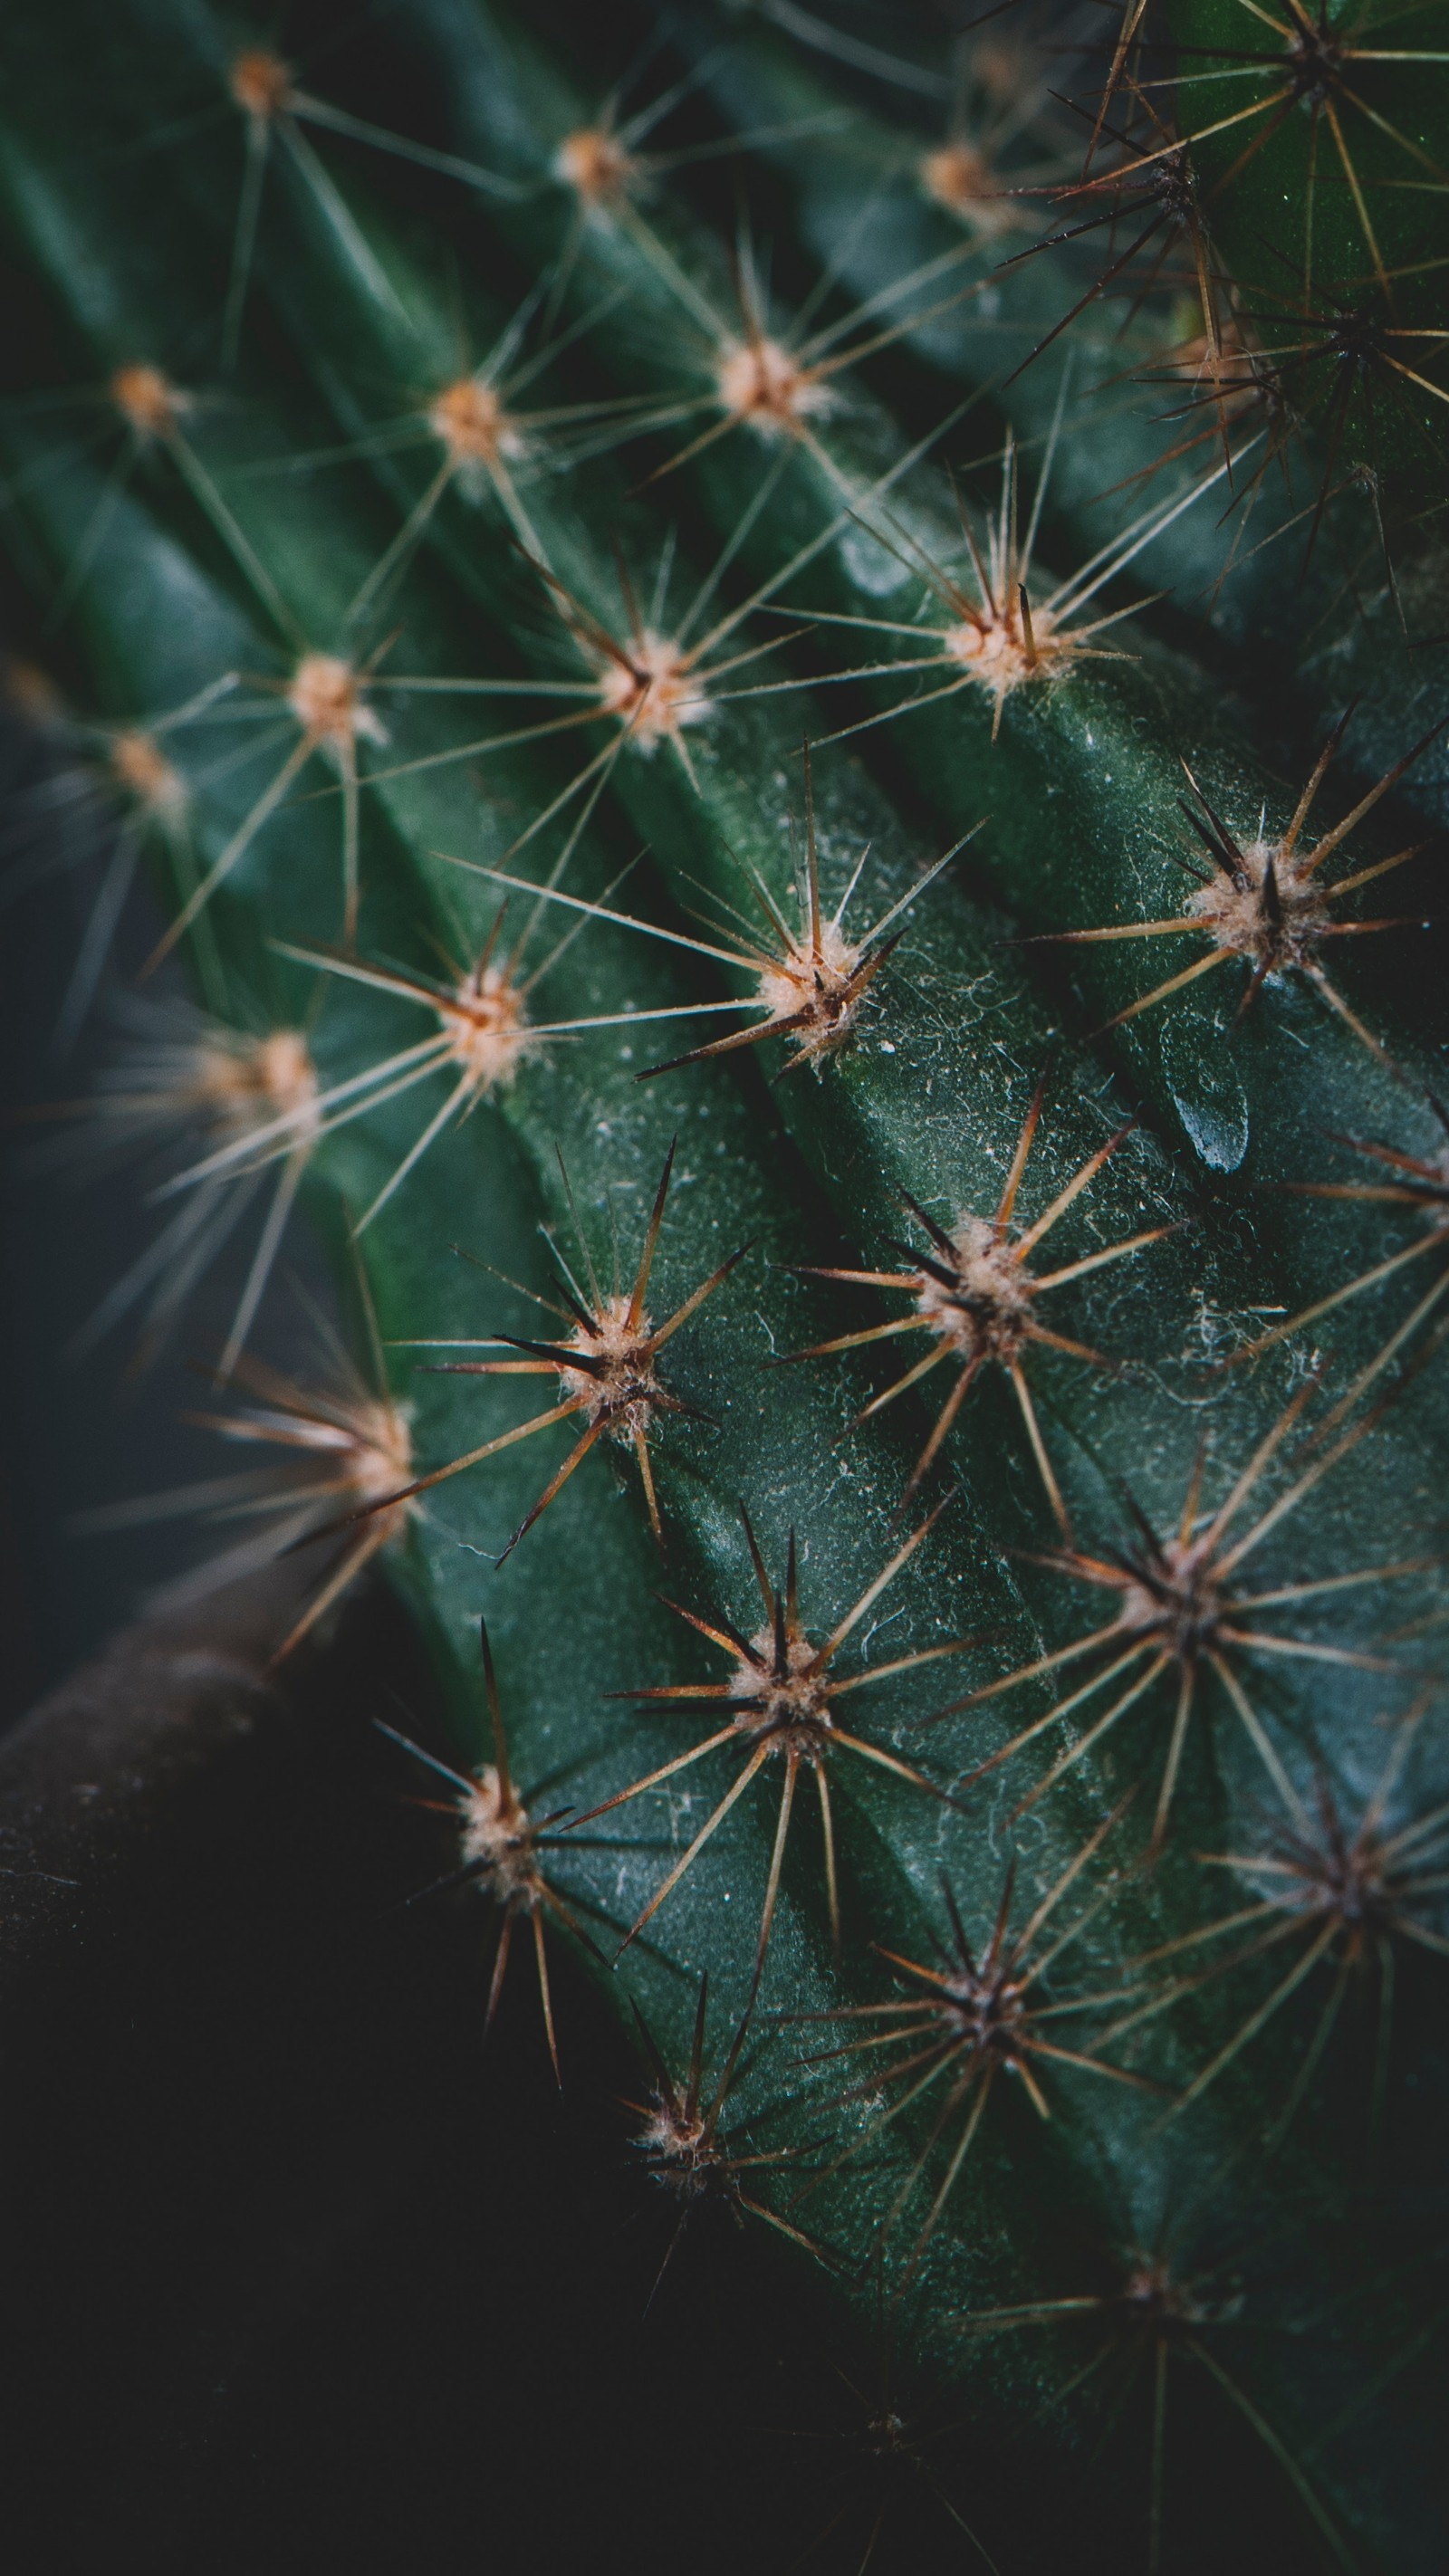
(3, 0), (1447, 2563)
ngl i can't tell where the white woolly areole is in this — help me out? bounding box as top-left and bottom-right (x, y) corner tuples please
(596, 632), (713, 752)
(715, 337), (832, 437)
(914, 1216), (1035, 1360)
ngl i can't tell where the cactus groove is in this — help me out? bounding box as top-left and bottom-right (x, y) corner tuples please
(2, 0), (1447, 2565)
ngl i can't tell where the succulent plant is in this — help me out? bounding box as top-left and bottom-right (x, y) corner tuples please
(3, 0), (1447, 2563)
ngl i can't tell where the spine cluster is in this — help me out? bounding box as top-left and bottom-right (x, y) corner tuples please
(2, 0), (1445, 2562)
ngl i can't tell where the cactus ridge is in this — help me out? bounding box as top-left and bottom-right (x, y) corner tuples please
(4, 0), (1449, 2563)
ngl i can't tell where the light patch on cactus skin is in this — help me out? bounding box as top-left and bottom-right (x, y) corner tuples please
(379, 1620), (604, 2082)
(715, 331), (835, 439)
(920, 140), (1024, 240)
(427, 377), (524, 471)
(284, 650), (387, 752)
(194, 1023), (321, 1140)
(592, 626), (714, 749)
(1033, 713), (1444, 1062)
(787, 1070), (1178, 1522)
(436, 950), (533, 1089)
(564, 1497), (972, 1993)
(357, 1141), (747, 1560)
(931, 1367), (1425, 1853)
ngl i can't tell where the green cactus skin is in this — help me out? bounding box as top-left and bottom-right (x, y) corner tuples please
(3, 4), (1448, 2567)
(573, 0), (1449, 831)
